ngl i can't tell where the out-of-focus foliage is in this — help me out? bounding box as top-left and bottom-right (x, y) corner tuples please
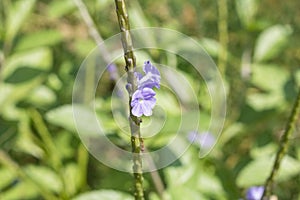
(0, 0), (300, 199)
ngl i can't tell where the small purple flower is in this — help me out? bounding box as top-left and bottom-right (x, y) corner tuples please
(187, 131), (216, 150)
(107, 64), (119, 81)
(131, 88), (156, 117)
(246, 186), (264, 200)
(136, 61), (161, 89)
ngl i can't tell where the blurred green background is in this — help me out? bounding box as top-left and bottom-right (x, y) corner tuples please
(0, 0), (300, 199)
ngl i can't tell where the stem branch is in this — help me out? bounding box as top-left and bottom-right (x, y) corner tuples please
(262, 88), (300, 199)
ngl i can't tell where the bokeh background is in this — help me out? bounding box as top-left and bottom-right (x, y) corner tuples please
(0, 0), (300, 199)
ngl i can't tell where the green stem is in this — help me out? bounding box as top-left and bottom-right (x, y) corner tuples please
(217, 0), (228, 77)
(29, 109), (62, 170)
(261, 88), (300, 199)
(114, 0), (144, 199)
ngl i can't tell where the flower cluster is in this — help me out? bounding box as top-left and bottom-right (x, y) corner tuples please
(131, 61), (160, 117)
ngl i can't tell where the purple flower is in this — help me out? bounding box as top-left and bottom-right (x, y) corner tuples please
(246, 186), (264, 200)
(136, 61), (161, 89)
(131, 88), (156, 117)
(130, 60), (160, 117)
(107, 64), (119, 81)
(187, 131), (216, 150)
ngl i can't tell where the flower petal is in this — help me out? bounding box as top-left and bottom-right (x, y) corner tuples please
(132, 103), (143, 117)
(141, 101), (153, 116)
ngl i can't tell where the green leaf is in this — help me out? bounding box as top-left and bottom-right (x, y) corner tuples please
(25, 85), (56, 107)
(72, 190), (133, 200)
(168, 186), (207, 200)
(16, 123), (45, 158)
(48, 0), (76, 18)
(0, 180), (39, 200)
(73, 39), (95, 57)
(253, 25), (293, 62)
(247, 64), (289, 110)
(200, 38), (222, 57)
(5, 0), (36, 42)
(236, 155), (300, 187)
(15, 30), (63, 51)
(295, 70), (300, 87)
(46, 104), (101, 136)
(0, 167), (18, 190)
(235, 0), (258, 28)
(2, 47), (52, 79)
(63, 163), (80, 196)
(24, 165), (63, 193)
(4, 67), (45, 84)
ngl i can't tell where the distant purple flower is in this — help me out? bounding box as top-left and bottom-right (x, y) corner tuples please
(136, 61), (160, 89)
(131, 88), (156, 117)
(246, 186), (264, 200)
(107, 64), (119, 81)
(187, 131), (216, 150)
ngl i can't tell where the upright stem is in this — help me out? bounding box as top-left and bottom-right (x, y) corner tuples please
(262, 88), (300, 199)
(114, 1), (144, 199)
(217, 0), (228, 76)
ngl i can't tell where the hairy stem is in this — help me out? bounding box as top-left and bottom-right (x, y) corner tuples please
(262, 88), (300, 199)
(114, 0), (144, 199)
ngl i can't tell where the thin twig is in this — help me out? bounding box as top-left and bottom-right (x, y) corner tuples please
(261, 88), (300, 199)
(114, 0), (144, 199)
(145, 148), (165, 199)
(73, 0), (111, 64)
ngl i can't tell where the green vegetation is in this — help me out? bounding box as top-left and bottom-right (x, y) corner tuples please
(0, 0), (300, 199)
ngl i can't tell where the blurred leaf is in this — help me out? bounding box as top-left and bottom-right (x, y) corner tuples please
(220, 123), (245, 145)
(25, 85), (56, 107)
(47, 73), (63, 91)
(72, 190), (133, 200)
(247, 64), (289, 110)
(250, 143), (277, 158)
(24, 165), (63, 193)
(129, 1), (151, 28)
(54, 131), (75, 159)
(63, 163), (80, 196)
(48, 0), (76, 18)
(197, 173), (226, 200)
(73, 39), (95, 57)
(15, 30), (63, 51)
(0, 78), (43, 120)
(0, 167), (18, 190)
(168, 186), (207, 200)
(236, 155), (300, 187)
(156, 91), (180, 115)
(2, 47), (52, 79)
(295, 70), (300, 87)
(5, 0), (36, 42)
(46, 104), (101, 136)
(235, 0), (258, 28)
(16, 120), (45, 158)
(200, 38), (221, 57)
(253, 25), (293, 62)
(4, 67), (45, 84)
(161, 67), (197, 106)
(0, 181), (38, 200)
